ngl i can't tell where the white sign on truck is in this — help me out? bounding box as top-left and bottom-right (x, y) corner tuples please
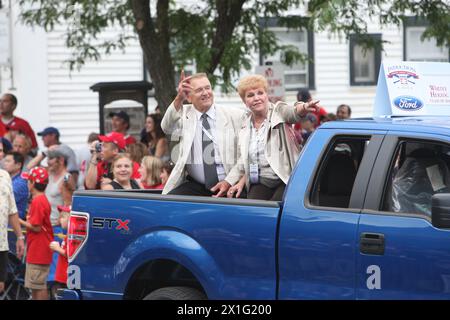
(374, 61), (450, 117)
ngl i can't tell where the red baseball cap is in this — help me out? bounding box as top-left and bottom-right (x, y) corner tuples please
(98, 132), (126, 150)
(21, 166), (49, 184)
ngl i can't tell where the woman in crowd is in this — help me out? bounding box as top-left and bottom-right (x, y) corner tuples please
(101, 154), (141, 190)
(126, 142), (149, 165)
(140, 114), (170, 161)
(227, 74), (319, 201)
(138, 155), (164, 189)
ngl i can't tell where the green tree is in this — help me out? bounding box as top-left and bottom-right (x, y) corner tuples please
(18, 0), (450, 112)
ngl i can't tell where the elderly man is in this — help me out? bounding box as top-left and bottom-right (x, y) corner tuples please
(0, 169), (25, 295)
(12, 134), (33, 171)
(161, 71), (244, 197)
(336, 104), (352, 120)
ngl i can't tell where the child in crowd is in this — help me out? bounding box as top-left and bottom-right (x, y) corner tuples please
(19, 166), (54, 300)
(139, 155), (164, 189)
(126, 142), (149, 165)
(299, 113), (317, 143)
(160, 161), (175, 187)
(50, 205), (70, 297)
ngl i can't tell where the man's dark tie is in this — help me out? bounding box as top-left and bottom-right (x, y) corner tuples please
(201, 113), (219, 190)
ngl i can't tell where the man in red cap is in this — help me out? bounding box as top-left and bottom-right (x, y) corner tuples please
(0, 93), (38, 149)
(84, 132), (140, 189)
(19, 166), (53, 300)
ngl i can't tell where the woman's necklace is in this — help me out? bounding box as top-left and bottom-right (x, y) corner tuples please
(252, 109), (268, 130)
(253, 118), (265, 130)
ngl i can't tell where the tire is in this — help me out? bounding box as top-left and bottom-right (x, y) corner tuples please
(143, 286), (206, 300)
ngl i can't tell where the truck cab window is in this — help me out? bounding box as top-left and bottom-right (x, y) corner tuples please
(383, 141), (450, 216)
(310, 137), (370, 208)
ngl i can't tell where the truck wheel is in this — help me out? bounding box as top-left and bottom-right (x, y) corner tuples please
(143, 286), (206, 300)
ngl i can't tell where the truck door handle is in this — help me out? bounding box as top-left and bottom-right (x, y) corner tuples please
(360, 233), (385, 255)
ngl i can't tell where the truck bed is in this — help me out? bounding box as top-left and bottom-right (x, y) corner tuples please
(70, 190), (281, 299)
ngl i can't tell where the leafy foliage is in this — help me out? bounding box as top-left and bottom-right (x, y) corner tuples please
(18, 0), (450, 109)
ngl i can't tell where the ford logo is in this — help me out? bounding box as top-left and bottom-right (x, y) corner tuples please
(393, 96), (424, 111)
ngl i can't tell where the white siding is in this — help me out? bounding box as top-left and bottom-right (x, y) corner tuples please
(46, 28), (143, 149)
(5, 4), (49, 143)
(306, 22), (403, 118)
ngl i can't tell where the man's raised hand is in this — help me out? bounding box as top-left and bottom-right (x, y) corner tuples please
(174, 69), (193, 110)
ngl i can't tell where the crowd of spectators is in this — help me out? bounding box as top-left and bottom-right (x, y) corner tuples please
(0, 92), (175, 299)
(0, 86), (350, 299)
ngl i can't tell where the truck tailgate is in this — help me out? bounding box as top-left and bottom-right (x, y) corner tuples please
(70, 191), (281, 299)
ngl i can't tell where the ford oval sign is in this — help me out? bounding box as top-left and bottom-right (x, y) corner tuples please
(393, 96), (424, 111)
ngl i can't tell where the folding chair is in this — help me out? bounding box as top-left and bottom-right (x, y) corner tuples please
(0, 252), (31, 300)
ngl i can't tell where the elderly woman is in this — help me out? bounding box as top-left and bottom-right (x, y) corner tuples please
(227, 75), (319, 201)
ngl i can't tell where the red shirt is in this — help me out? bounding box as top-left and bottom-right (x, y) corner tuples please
(0, 121), (6, 137)
(95, 160), (141, 189)
(125, 135), (136, 146)
(142, 182), (164, 190)
(55, 237), (68, 284)
(26, 194), (54, 265)
(314, 106), (329, 125)
(1, 116), (38, 149)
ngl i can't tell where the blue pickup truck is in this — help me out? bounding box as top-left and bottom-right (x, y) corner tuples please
(60, 117), (450, 300)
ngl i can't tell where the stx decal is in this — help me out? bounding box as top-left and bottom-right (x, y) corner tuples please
(92, 217), (131, 233)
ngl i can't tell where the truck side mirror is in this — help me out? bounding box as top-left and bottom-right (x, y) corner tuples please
(431, 194), (450, 229)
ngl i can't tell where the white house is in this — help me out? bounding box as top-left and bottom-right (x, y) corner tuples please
(0, 1), (448, 150)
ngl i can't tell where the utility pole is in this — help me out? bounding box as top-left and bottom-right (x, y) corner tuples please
(8, 0), (14, 90)
(0, 0), (14, 92)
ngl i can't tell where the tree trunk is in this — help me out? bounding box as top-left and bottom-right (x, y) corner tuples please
(130, 0), (176, 114)
(207, 0), (246, 75)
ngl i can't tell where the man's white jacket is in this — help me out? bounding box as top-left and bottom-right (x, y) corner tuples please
(161, 102), (245, 194)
